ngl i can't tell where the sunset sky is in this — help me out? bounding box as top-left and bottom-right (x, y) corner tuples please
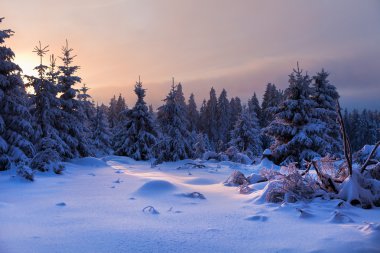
(2, 0), (380, 109)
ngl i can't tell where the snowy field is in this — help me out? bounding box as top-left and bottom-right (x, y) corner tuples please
(1, 156), (380, 253)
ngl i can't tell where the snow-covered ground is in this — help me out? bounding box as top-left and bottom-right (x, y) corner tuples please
(1, 156), (380, 253)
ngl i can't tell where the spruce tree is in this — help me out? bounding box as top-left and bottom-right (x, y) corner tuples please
(229, 107), (262, 158)
(248, 92), (262, 123)
(26, 43), (67, 173)
(205, 87), (218, 145)
(311, 69), (341, 156)
(229, 97), (242, 130)
(113, 78), (157, 160)
(187, 93), (199, 133)
(108, 95), (117, 128)
(216, 89), (230, 147)
(57, 40), (91, 158)
(264, 65), (325, 165)
(92, 104), (112, 155)
(155, 84), (194, 163)
(0, 18), (34, 177)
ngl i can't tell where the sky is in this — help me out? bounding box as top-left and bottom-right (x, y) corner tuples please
(1, 0), (380, 110)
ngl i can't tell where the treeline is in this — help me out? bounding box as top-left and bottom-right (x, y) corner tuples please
(1, 19), (380, 180)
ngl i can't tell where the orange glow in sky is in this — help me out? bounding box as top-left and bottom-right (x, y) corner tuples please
(2, 0), (380, 109)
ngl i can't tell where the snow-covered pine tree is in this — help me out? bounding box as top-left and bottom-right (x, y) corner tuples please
(92, 104), (112, 155)
(77, 83), (96, 154)
(26, 43), (68, 173)
(247, 92), (262, 125)
(57, 40), (92, 158)
(115, 93), (127, 123)
(261, 83), (283, 127)
(264, 64), (325, 165)
(198, 99), (208, 133)
(187, 93), (199, 133)
(155, 83), (194, 163)
(229, 97), (242, 130)
(311, 69), (341, 156)
(229, 107), (262, 158)
(113, 78), (158, 160)
(216, 89), (230, 148)
(194, 132), (211, 159)
(205, 87), (218, 146)
(0, 18), (34, 178)
(108, 95), (118, 128)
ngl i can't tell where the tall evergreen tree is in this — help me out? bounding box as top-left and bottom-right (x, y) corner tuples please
(115, 93), (127, 123)
(114, 78), (158, 160)
(248, 92), (262, 123)
(155, 84), (194, 163)
(187, 93), (199, 132)
(264, 65), (325, 165)
(229, 107), (262, 158)
(57, 40), (91, 158)
(205, 87), (218, 145)
(108, 95), (118, 128)
(0, 19), (34, 177)
(92, 104), (112, 155)
(199, 99), (208, 133)
(311, 69), (341, 155)
(217, 89), (231, 147)
(26, 43), (68, 173)
(229, 97), (242, 130)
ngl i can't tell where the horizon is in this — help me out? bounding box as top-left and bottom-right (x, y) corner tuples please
(1, 0), (380, 110)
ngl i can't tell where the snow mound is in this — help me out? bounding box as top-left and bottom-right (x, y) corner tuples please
(70, 157), (108, 168)
(135, 180), (177, 196)
(257, 158), (280, 171)
(185, 178), (218, 185)
(328, 211), (354, 224)
(102, 155), (136, 165)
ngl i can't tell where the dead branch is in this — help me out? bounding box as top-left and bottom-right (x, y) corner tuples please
(360, 141), (380, 173)
(312, 160), (338, 194)
(336, 99), (352, 176)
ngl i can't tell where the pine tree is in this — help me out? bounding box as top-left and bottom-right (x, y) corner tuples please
(78, 83), (96, 154)
(0, 18), (34, 178)
(26, 43), (67, 173)
(205, 87), (218, 146)
(264, 64), (325, 165)
(57, 40), (92, 158)
(155, 83), (194, 163)
(229, 97), (242, 130)
(187, 93), (199, 133)
(248, 92), (262, 123)
(92, 104), (112, 155)
(311, 69), (341, 156)
(114, 78), (158, 160)
(108, 95), (117, 128)
(261, 83), (283, 127)
(229, 107), (262, 158)
(217, 89), (230, 147)
(199, 99), (208, 133)
(115, 93), (127, 123)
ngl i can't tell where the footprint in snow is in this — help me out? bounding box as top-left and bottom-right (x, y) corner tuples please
(115, 170), (123, 174)
(245, 215), (268, 222)
(56, 202), (66, 207)
(88, 173), (96, 176)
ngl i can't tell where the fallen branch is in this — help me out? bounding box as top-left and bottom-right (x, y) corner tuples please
(360, 141), (380, 173)
(312, 160), (338, 194)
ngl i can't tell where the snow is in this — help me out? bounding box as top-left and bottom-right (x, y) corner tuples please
(1, 157), (380, 253)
